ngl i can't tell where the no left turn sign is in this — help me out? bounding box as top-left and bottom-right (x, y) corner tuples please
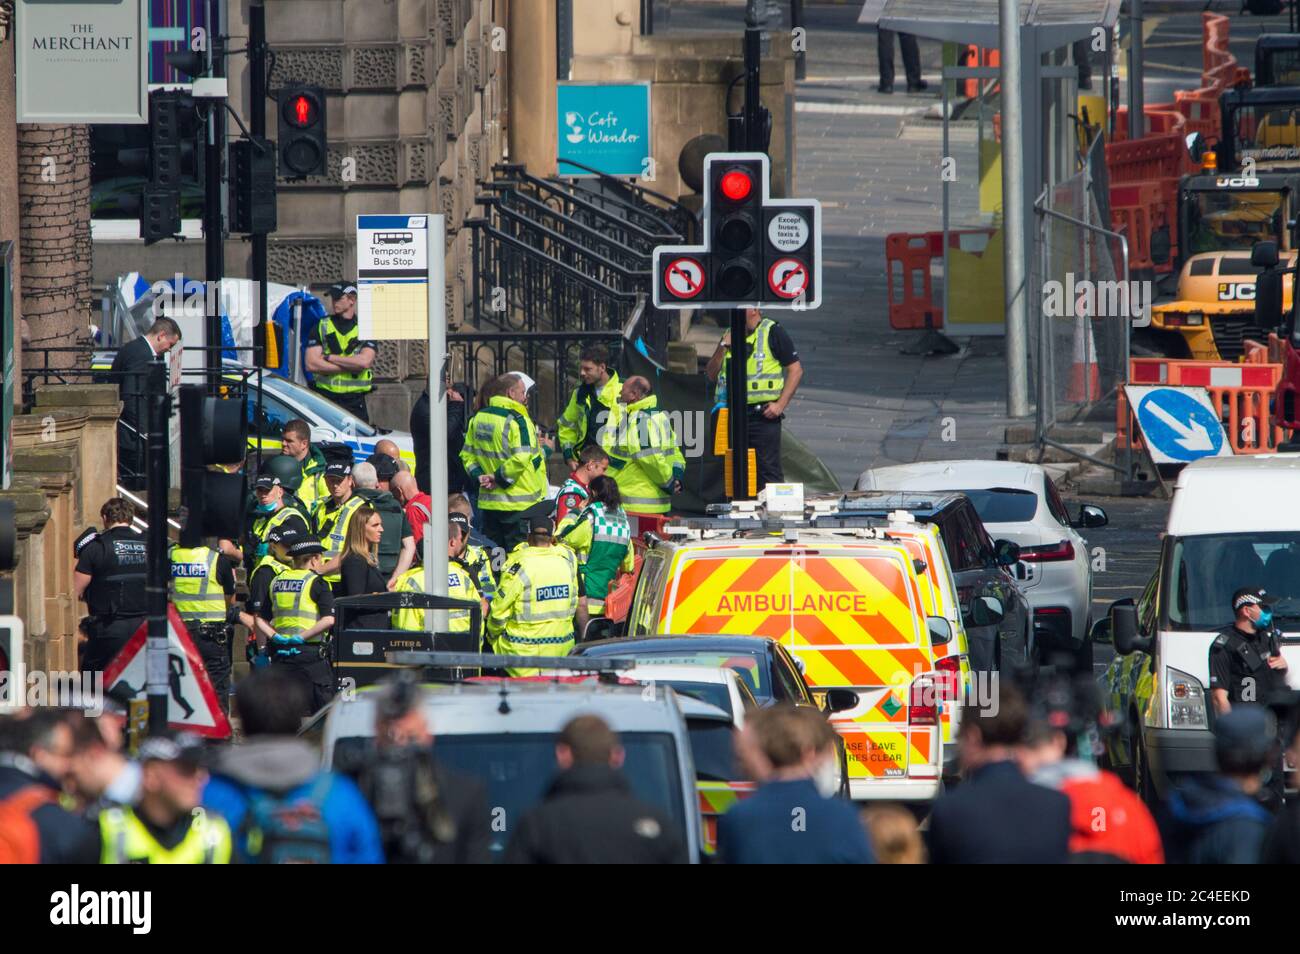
(664, 256), (705, 299)
(768, 258), (809, 299)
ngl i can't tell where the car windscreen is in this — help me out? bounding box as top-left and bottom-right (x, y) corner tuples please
(597, 650), (770, 700)
(660, 681), (734, 717)
(957, 488), (1039, 524)
(266, 375), (379, 437)
(408, 731), (686, 856)
(1168, 532), (1300, 630)
(687, 720), (744, 783)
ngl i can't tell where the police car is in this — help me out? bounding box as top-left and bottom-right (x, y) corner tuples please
(226, 362), (417, 469)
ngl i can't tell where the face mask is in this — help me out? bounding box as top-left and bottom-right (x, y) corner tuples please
(1255, 607), (1274, 631)
(255, 502), (276, 514)
(812, 758), (839, 799)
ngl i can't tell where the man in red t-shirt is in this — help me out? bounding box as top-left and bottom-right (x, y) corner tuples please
(392, 471), (433, 548)
(555, 445), (609, 523)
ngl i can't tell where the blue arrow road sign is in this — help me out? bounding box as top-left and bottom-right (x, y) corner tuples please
(1133, 387), (1227, 463)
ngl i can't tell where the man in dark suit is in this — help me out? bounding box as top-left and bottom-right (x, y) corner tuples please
(927, 684), (1072, 864)
(410, 378), (468, 496)
(108, 316), (182, 489)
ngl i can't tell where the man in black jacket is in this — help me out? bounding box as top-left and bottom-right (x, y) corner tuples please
(504, 714), (688, 864)
(410, 380), (469, 496)
(107, 316), (182, 489)
(0, 709), (99, 864)
(346, 679), (491, 864)
(927, 684), (1072, 864)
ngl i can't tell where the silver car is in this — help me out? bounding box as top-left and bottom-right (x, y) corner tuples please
(303, 678), (704, 860)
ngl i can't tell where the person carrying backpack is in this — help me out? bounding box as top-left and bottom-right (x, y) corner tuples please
(0, 709), (99, 864)
(202, 670), (384, 864)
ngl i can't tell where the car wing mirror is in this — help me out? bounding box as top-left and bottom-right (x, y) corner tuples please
(927, 615), (953, 646)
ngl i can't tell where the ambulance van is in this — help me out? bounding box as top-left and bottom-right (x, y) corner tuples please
(628, 488), (976, 801)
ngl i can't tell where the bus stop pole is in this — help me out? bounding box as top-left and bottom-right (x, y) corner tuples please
(426, 215), (449, 633)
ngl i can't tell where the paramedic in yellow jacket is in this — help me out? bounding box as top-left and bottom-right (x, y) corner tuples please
(601, 375), (684, 518)
(487, 510), (580, 675)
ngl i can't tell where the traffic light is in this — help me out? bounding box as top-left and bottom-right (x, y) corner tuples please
(136, 90), (192, 244)
(228, 137), (278, 234)
(711, 159), (764, 300)
(277, 85), (327, 178)
(178, 385), (249, 547)
(652, 151), (822, 310)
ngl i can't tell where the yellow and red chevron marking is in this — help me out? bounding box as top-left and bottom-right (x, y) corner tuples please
(837, 729), (910, 778)
(697, 781), (757, 854)
(836, 727), (937, 779)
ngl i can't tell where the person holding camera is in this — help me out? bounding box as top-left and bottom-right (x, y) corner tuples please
(344, 679), (492, 864)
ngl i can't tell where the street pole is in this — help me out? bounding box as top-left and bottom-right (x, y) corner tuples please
(1000, 0), (1030, 417)
(425, 216), (449, 633)
(726, 0), (765, 500)
(1128, 0), (1144, 139)
(203, 0), (226, 393)
(250, 0), (269, 368)
(145, 361), (171, 734)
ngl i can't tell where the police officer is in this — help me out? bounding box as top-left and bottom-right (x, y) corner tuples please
(449, 495), (498, 603)
(459, 373), (551, 551)
(169, 538), (238, 713)
(391, 517), (487, 640)
(487, 512), (580, 676)
(236, 524), (299, 666)
(74, 498), (149, 673)
(1210, 587), (1290, 810)
(255, 534), (337, 714)
(305, 281), (378, 422)
(246, 467), (312, 573)
(312, 461), (368, 593)
(281, 418), (330, 507)
(705, 306), (805, 491)
(99, 733), (231, 865)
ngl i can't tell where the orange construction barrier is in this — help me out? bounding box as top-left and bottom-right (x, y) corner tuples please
(885, 229), (998, 330)
(1110, 180), (1177, 275)
(1118, 357), (1286, 456)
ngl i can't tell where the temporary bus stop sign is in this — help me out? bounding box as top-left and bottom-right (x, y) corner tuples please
(1126, 385), (1232, 464)
(356, 214), (430, 341)
(16, 0), (150, 123)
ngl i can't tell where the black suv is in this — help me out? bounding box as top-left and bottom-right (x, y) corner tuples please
(829, 491), (1033, 673)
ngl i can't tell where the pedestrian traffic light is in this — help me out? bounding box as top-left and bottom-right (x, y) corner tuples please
(178, 386), (249, 547)
(228, 137), (278, 234)
(652, 152), (822, 310)
(277, 85), (327, 179)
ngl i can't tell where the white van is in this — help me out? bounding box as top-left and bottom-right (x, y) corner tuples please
(1100, 454), (1300, 801)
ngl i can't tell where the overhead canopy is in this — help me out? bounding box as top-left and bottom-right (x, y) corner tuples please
(858, 0), (1121, 51)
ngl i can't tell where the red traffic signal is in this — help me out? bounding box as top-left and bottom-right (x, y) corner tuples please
(719, 169), (753, 202)
(287, 94), (316, 128)
(278, 84), (327, 178)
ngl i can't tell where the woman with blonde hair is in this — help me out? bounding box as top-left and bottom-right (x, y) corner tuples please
(862, 805), (925, 864)
(337, 505), (388, 628)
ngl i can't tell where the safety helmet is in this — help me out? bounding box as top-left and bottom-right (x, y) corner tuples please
(261, 453), (303, 492)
